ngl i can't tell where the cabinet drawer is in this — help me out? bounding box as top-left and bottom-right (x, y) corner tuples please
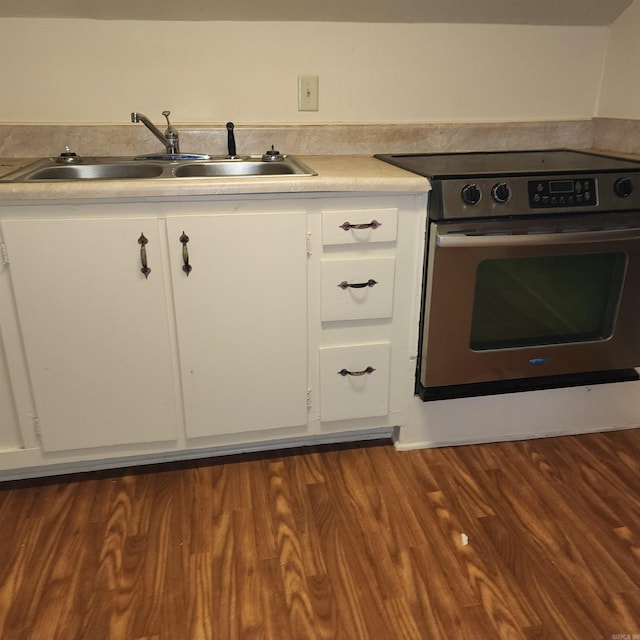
(319, 343), (391, 422)
(321, 256), (395, 321)
(322, 208), (398, 246)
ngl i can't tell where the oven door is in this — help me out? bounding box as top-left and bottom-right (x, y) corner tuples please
(421, 215), (640, 391)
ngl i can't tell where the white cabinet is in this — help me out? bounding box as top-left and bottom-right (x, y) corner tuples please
(318, 204), (397, 423)
(1, 206), (309, 451)
(166, 212), (308, 438)
(1, 217), (178, 451)
(315, 197), (425, 427)
(0, 190), (426, 476)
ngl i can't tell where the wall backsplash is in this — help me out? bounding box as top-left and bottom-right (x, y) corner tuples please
(592, 118), (640, 155)
(0, 120), (599, 158)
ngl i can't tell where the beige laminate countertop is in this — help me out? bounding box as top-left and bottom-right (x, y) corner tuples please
(0, 155), (431, 202)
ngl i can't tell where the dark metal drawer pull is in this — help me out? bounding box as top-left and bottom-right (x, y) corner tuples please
(338, 366), (376, 377)
(339, 220), (381, 231)
(180, 231), (192, 276)
(138, 232), (151, 279)
(338, 279), (378, 290)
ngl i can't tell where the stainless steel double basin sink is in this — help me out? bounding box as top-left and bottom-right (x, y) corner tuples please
(0, 155), (317, 182)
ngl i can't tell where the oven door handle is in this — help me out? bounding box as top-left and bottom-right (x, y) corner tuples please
(437, 227), (640, 248)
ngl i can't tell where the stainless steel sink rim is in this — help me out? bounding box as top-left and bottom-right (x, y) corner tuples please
(0, 155), (317, 182)
(133, 153), (213, 161)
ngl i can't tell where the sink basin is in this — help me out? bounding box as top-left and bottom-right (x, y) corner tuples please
(0, 155), (316, 182)
(18, 163), (165, 181)
(174, 159), (309, 178)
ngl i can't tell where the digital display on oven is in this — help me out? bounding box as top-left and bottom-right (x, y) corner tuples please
(549, 180), (574, 194)
(528, 177), (597, 208)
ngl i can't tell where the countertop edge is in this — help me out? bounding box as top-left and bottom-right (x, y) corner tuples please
(0, 155), (431, 203)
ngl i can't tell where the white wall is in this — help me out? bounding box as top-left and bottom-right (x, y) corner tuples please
(0, 18), (609, 124)
(597, 0), (640, 118)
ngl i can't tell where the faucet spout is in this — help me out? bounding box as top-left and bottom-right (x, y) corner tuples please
(131, 111), (180, 154)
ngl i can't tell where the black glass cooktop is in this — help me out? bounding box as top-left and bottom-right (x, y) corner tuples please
(374, 149), (640, 179)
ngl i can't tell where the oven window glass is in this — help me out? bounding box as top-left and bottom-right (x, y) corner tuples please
(470, 252), (626, 350)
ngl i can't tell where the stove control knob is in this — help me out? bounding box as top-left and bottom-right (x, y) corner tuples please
(614, 176), (633, 198)
(461, 183), (481, 205)
(491, 182), (511, 204)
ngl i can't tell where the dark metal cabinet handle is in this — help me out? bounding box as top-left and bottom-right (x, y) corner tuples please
(339, 220), (381, 231)
(338, 366), (376, 377)
(138, 232), (151, 279)
(338, 279), (378, 290)
(180, 231), (192, 276)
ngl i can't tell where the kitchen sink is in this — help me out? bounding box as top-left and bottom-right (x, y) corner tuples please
(14, 163), (165, 181)
(0, 155), (316, 182)
(174, 159), (308, 178)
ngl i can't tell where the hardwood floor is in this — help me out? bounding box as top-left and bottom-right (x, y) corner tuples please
(1, 429), (640, 639)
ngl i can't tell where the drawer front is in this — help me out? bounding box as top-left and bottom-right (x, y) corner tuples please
(322, 208), (398, 246)
(321, 256), (395, 321)
(319, 343), (391, 422)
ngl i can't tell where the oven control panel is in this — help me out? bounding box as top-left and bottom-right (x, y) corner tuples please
(434, 173), (640, 220)
(528, 178), (597, 209)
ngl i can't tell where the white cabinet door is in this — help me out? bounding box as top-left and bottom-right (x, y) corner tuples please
(167, 212), (308, 438)
(2, 218), (178, 451)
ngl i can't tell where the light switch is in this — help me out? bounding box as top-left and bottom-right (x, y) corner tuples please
(298, 75), (319, 111)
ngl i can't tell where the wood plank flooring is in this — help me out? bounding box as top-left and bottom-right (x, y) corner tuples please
(1, 428), (640, 639)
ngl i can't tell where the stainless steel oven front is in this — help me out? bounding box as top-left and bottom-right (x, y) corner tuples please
(374, 149), (640, 400)
(422, 212), (640, 393)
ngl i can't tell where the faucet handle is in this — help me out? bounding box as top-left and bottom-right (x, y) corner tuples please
(226, 122), (237, 158)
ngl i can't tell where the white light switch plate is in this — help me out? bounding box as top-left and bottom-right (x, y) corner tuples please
(298, 75), (319, 111)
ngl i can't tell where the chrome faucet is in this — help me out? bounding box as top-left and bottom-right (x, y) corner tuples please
(131, 110), (180, 154)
